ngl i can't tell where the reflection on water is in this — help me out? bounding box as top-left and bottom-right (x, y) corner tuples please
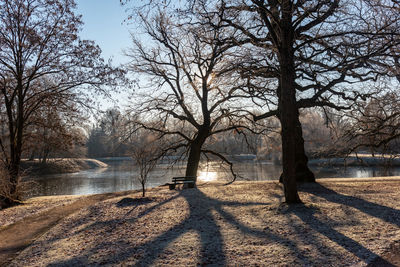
(26, 160), (186, 198)
(25, 158), (400, 198)
(198, 171), (218, 182)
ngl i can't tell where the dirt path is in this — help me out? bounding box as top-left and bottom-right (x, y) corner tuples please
(0, 191), (134, 266)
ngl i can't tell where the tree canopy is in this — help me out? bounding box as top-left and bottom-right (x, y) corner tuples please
(126, 9), (260, 181)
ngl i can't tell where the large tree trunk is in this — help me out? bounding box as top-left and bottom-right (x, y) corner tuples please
(279, 113), (315, 183)
(293, 111), (315, 183)
(185, 142), (202, 178)
(279, 4), (301, 203)
(185, 130), (208, 186)
(279, 87), (301, 203)
(41, 147), (50, 164)
(9, 88), (24, 201)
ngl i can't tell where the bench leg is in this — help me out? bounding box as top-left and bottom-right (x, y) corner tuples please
(169, 184), (176, 190)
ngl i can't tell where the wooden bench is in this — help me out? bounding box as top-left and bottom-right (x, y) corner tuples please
(169, 176), (196, 190)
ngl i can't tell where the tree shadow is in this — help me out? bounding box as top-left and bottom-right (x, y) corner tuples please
(293, 182), (400, 265)
(115, 197), (152, 208)
(111, 188), (324, 265)
(23, 183), (400, 266)
(43, 193), (183, 245)
(43, 187), (317, 266)
(103, 188), (325, 266)
(299, 183), (400, 227)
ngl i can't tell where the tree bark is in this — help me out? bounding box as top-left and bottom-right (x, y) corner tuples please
(2, 82), (24, 207)
(7, 132), (22, 204)
(141, 182), (145, 197)
(2, 159), (21, 208)
(279, 1), (301, 203)
(185, 142), (202, 178)
(41, 147), (50, 164)
(185, 130), (208, 186)
(293, 112), (315, 183)
(279, 79), (301, 203)
(279, 113), (316, 183)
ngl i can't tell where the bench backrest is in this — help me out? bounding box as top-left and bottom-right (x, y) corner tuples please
(172, 176), (197, 182)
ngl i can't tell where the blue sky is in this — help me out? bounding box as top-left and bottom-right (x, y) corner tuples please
(76, 1), (134, 112)
(76, 0), (131, 65)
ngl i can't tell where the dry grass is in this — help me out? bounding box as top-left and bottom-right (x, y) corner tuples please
(0, 195), (81, 229)
(8, 179), (400, 266)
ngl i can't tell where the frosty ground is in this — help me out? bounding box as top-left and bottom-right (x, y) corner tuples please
(2, 178), (400, 266)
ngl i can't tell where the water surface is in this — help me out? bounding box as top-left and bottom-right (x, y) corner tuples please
(26, 158), (400, 197)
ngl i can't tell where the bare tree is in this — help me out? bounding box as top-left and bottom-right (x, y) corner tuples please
(0, 0), (123, 207)
(126, 9), (257, 181)
(86, 108), (129, 157)
(25, 101), (86, 163)
(208, 0), (400, 202)
(123, 0), (400, 203)
(130, 132), (159, 197)
(300, 108), (348, 158)
(344, 89), (400, 155)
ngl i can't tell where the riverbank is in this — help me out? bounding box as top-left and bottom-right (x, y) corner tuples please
(309, 153), (400, 167)
(2, 178), (400, 266)
(21, 158), (108, 175)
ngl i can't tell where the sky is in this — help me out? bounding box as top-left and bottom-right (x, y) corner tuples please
(76, 0), (132, 65)
(75, 0), (134, 112)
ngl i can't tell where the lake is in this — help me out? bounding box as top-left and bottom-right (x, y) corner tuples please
(25, 158), (400, 198)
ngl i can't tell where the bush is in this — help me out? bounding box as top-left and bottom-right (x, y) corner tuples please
(0, 166), (26, 209)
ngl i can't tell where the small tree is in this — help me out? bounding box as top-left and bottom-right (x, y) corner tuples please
(130, 134), (158, 197)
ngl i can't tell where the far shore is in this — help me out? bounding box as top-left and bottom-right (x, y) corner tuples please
(19, 153), (400, 177)
(21, 158), (108, 175)
(309, 155), (400, 167)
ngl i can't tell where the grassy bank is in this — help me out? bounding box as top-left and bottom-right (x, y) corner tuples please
(21, 158), (108, 175)
(3, 178), (400, 266)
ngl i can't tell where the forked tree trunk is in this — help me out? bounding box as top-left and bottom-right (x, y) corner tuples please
(293, 111), (315, 183)
(279, 113), (315, 183)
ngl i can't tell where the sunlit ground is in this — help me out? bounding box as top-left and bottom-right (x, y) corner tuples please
(197, 171), (218, 182)
(9, 180), (400, 266)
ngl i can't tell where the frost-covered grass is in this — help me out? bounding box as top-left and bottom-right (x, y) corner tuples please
(0, 195), (81, 228)
(9, 179), (400, 266)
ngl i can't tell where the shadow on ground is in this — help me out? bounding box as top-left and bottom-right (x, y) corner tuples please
(24, 183), (400, 266)
(298, 183), (400, 266)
